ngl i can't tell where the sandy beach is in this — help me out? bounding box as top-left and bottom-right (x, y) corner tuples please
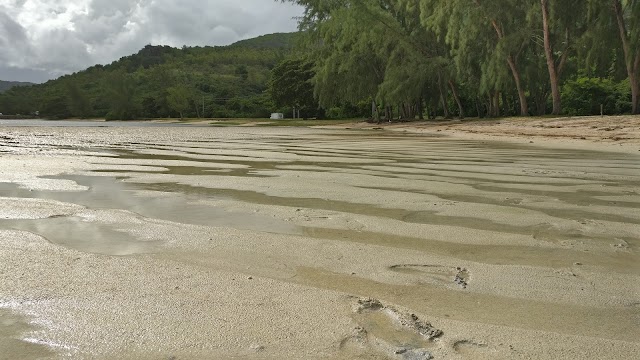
(1, 117), (639, 359)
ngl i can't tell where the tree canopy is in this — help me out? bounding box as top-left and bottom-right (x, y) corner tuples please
(283, 0), (639, 117)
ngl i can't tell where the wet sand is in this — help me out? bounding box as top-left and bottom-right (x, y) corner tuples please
(0, 123), (639, 359)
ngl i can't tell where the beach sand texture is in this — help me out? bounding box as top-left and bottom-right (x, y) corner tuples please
(0, 121), (639, 359)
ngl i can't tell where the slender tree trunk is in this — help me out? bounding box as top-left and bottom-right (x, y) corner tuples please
(448, 80), (465, 119)
(489, 18), (529, 116)
(372, 100), (380, 123)
(537, 91), (548, 116)
(613, 0), (640, 114)
(505, 57), (529, 116)
(632, 70), (639, 114)
(438, 74), (450, 118)
(418, 98), (425, 120)
(541, 0), (562, 115)
(440, 93), (450, 119)
(501, 92), (509, 116)
(430, 98), (438, 119)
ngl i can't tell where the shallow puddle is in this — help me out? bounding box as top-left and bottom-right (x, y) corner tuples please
(0, 176), (299, 255)
(0, 309), (55, 359)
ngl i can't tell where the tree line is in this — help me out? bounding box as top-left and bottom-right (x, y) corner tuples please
(282, 0), (639, 119)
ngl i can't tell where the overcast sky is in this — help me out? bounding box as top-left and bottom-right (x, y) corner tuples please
(0, 0), (303, 83)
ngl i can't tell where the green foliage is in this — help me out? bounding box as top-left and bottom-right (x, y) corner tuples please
(166, 85), (192, 119)
(66, 81), (92, 118)
(40, 96), (71, 119)
(105, 71), (138, 120)
(562, 77), (631, 115)
(0, 33), (297, 119)
(0, 80), (34, 93)
(269, 59), (319, 117)
(285, 0), (638, 117)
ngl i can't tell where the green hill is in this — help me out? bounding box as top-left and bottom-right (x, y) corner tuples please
(230, 32), (299, 49)
(0, 80), (34, 93)
(0, 33), (297, 119)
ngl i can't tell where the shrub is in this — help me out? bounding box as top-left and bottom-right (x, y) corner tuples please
(562, 77), (631, 115)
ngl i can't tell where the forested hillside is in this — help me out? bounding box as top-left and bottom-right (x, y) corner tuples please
(0, 81), (34, 93)
(285, 0), (639, 118)
(0, 33), (297, 119)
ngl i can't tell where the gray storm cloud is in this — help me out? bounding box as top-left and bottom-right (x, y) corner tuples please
(0, 0), (302, 82)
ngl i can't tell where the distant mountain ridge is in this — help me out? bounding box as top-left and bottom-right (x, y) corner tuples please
(0, 32), (298, 119)
(0, 80), (34, 93)
(229, 32), (299, 49)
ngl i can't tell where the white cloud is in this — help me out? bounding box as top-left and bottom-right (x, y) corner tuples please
(0, 0), (303, 82)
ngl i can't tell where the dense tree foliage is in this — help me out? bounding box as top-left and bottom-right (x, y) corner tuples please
(0, 33), (297, 119)
(284, 0), (639, 117)
(268, 59), (322, 118)
(0, 81), (34, 94)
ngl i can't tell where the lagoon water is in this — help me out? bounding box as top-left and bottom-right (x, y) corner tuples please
(0, 119), (200, 127)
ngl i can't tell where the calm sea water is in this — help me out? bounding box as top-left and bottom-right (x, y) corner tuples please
(0, 119), (198, 127)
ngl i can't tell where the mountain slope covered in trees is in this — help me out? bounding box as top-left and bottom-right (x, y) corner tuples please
(0, 81), (34, 93)
(0, 33), (298, 119)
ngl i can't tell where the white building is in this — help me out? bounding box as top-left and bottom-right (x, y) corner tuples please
(270, 113), (284, 120)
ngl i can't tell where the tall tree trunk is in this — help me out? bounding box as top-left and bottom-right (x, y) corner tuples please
(505, 56), (529, 116)
(501, 92), (509, 116)
(440, 93), (450, 119)
(438, 74), (450, 118)
(418, 98), (425, 120)
(613, 0), (640, 114)
(448, 80), (465, 119)
(632, 69), (640, 114)
(475, 97), (484, 118)
(430, 98), (439, 119)
(372, 100), (380, 123)
(488, 17), (529, 116)
(541, 0), (562, 115)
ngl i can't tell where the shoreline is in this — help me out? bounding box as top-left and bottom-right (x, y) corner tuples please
(320, 115), (640, 155)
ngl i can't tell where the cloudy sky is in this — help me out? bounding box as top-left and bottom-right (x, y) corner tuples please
(0, 0), (303, 83)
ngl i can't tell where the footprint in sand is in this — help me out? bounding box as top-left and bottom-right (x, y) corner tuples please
(453, 340), (489, 357)
(340, 298), (442, 359)
(389, 264), (470, 289)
